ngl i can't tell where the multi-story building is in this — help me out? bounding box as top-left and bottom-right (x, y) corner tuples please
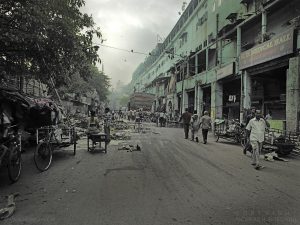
(130, 0), (300, 132)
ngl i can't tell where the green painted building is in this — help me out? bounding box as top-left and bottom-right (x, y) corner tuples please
(130, 0), (300, 132)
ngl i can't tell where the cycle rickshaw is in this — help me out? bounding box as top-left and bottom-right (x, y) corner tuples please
(214, 119), (246, 146)
(34, 125), (77, 171)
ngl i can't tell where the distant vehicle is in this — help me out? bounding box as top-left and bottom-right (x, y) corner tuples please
(128, 92), (155, 111)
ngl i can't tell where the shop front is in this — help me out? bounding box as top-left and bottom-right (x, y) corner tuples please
(187, 89), (195, 113)
(217, 62), (240, 120)
(222, 78), (241, 120)
(240, 28), (299, 131)
(202, 86), (211, 115)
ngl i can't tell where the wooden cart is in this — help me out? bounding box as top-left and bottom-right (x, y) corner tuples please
(87, 133), (108, 153)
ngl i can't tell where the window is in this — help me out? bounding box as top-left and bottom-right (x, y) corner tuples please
(179, 32), (188, 48)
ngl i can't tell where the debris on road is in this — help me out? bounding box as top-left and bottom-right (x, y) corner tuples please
(111, 120), (130, 130)
(264, 152), (289, 162)
(0, 193), (19, 220)
(111, 131), (131, 140)
(117, 142), (141, 152)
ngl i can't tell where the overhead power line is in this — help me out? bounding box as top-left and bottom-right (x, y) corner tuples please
(93, 43), (152, 56)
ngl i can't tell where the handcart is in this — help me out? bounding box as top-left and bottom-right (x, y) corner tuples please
(34, 125), (77, 172)
(214, 119), (246, 146)
(87, 133), (108, 153)
(264, 128), (298, 156)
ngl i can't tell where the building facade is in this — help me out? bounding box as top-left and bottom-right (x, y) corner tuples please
(130, 0), (300, 132)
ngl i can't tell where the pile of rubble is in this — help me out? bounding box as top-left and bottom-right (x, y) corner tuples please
(109, 120), (133, 140)
(111, 120), (130, 130)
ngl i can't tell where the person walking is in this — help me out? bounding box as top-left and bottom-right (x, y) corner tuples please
(190, 111), (200, 142)
(243, 107), (256, 154)
(265, 110), (272, 120)
(87, 110), (100, 134)
(179, 108), (192, 139)
(104, 107), (112, 143)
(199, 111), (211, 144)
(246, 110), (270, 170)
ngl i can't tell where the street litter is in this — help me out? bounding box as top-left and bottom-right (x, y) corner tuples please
(0, 193), (19, 220)
(264, 152), (289, 162)
(111, 120), (130, 130)
(111, 131), (131, 140)
(118, 142), (141, 152)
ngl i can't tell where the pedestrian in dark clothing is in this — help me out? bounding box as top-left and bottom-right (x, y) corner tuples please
(179, 108), (192, 139)
(200, 111), (212, 144)
(246, 107), (256, 126)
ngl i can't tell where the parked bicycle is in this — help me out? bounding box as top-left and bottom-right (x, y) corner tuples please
(0, 125), (22, 182)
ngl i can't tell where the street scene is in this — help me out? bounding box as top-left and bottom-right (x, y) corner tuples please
(1, 0), (300, 225)
(1, 124), (300, 225)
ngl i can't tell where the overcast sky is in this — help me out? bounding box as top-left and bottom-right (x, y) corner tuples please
(82, 0), (190, 88)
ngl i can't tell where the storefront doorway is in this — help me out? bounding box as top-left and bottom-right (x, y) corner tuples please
(222, 79), (241, 120)
(202, 86), (211, 115)
(187, 90), (195, 113)
(251, 67), (287, 120)
(177, 93), (182, 113)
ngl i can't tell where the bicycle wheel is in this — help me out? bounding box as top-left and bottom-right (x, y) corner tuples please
(73, 130), (77, 156)
(7, 145), (22, 182)
(34, 142), (53, 172)
(73, 142), (77, 155)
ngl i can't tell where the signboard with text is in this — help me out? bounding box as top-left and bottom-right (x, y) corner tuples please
(240, 29), (295, 70)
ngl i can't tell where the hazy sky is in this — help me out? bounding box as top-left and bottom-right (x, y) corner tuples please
(82, 0), (190, 88)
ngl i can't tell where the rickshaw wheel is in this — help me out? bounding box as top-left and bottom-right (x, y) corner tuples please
(34, 142), (53, 172)
(73, 142), (77, 155)
(8, 145), (22, 183)
(73, 132), (77, 156)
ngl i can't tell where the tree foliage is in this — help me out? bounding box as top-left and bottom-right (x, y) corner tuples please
(0, 0), (102, 87)
(59, 65), (110, 102)
(87, 66), (110, 102)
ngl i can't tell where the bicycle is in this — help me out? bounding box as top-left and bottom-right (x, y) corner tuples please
(0, 125), (22, 182)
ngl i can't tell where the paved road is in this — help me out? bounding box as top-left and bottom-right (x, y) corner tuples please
(1, 126), (299, 225)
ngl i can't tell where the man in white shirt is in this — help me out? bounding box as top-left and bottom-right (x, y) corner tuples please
(246, 110), (270, 170)
(104, 107), (112, 142)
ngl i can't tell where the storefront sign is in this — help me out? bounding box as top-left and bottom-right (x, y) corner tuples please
(240, 29), (295, 70)
(228, 95), (237, 103)
(217, 63), (234, 80)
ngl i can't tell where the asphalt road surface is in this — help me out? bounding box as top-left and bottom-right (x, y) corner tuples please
(1, 126), (299, 225)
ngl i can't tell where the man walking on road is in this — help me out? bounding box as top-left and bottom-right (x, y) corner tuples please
(190, 110), (200, 142)
(246, 110), (270, 170)
(243, 107), (256, 154)
(104, 107), (112, 143)
(200, 111), (211, 144)
(179, 108), (192, 139)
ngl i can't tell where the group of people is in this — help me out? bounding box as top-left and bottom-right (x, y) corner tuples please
(88, 106), (271, 170)
(179, 108), (212, 144)
(179, 106), (270, 170)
